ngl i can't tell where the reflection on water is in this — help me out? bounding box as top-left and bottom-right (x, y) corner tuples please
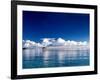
(23, 48), (89, 69)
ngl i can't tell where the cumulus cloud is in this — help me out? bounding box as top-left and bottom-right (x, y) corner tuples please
(41, 38), (53, 47)
(23, 40), (37, 48)
(23, 38), (89, 49)
(65, 40), (88, 46)
(57, 38), (66, 43)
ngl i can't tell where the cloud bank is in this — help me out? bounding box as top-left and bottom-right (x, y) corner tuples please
(23, 38), (89, 50)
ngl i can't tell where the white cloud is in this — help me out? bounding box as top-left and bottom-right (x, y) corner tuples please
(23, 38), (89, 49)
(57, 38), (66, 43)
(82, 41), (87, 45)
(42, 38), (52, 47)
(23, 40), (37, 48)
(42, 38), (50, 43)
(37, 43), (43, 47)
(65, 40), (88, 46)
(65, 40), (77, 45)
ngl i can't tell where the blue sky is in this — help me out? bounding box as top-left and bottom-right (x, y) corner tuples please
(23, 11), (89, 42)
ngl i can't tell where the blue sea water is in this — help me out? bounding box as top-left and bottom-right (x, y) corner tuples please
(23, 48), (89, 69)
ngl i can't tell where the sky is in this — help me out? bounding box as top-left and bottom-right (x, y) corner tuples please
(23, 11), (90, 42)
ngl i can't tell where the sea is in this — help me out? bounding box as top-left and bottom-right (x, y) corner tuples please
(23, 48), (89, 69)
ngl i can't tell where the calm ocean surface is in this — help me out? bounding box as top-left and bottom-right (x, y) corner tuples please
(23, 48), (89, 69)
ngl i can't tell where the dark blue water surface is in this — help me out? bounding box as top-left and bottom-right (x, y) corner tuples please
(23, 48), (89, 69)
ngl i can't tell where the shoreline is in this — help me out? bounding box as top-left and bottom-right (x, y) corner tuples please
(23, 45), (89, 50)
